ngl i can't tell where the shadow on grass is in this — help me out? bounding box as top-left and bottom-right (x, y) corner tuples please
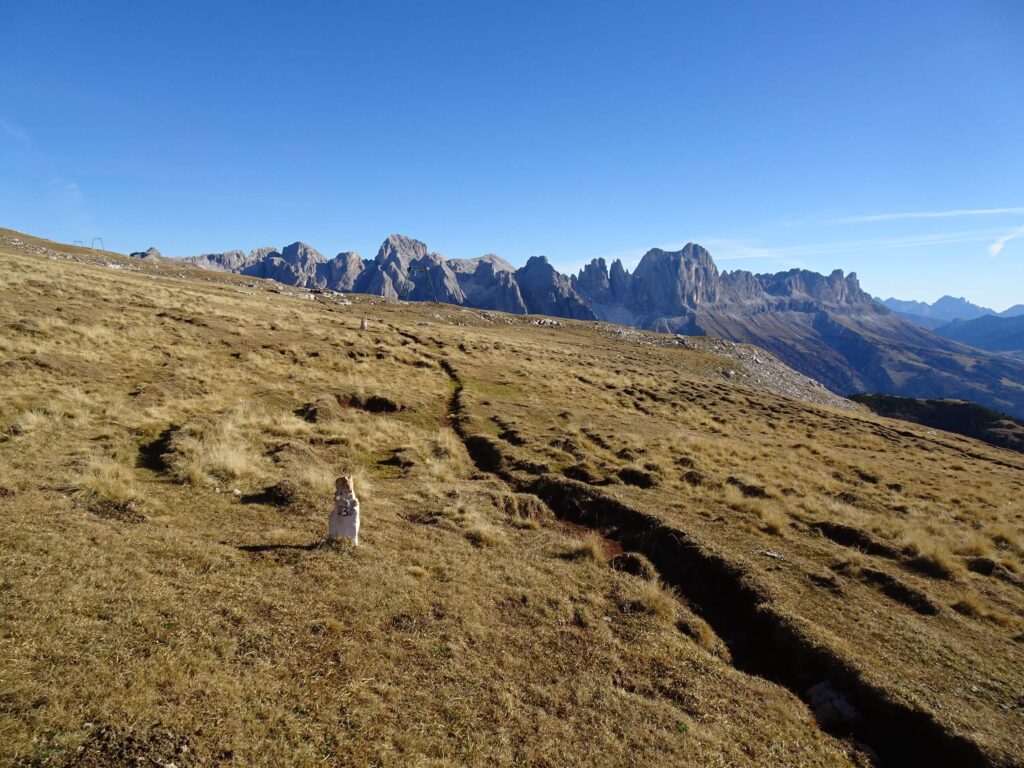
(236, 541), (325, 553)
(239, 491), (278, 505)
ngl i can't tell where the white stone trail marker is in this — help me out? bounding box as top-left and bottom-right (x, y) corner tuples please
(328, 476), (361, 545)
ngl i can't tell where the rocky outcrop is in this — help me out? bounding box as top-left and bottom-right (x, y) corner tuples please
(574, 257), (613, 304)
(354, 235), (465, 303)
(628, 244), (721, 314)
(129, 247), (162, 260)
(573, 245), (879, 323)
(243, 242), (327, 287)
(451, 255), (527, 313)
(515, 256), (595, 320)
(758, 268), (875, 310)
(187, 249), (255, 273)
(322, 252), (363, 292)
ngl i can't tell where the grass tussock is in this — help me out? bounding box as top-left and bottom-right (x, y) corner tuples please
(75, 458), (141, 506)
(562, 532), (609, 565)
(10, 408), (52, 436)
(758, 506), (788, 535)
(167, 403), (278, 485)
(637, 578), (679, 621)
(952, 595), (1020, 629)
(901, 530), (963, 580)
(464, 521), (502, 547)
(677, 614), (730, 661)
(294, 462), (338, 497)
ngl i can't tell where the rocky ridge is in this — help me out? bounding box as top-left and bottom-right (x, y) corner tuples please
(139, 234), (1024, 417)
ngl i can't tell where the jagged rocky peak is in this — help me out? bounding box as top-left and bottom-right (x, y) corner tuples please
(376, 234), (432, 266)
(448, 253), (515, 276)
(516, 256), (596, 320)
(451, 254), (525, 313)
(354, 234), (465, 304)
(630, 243), (721, 313)
(609, 259), (631, 301)
(248, 246), (280, 261)
(517, 255), (559, 281)
(324, 251), (363, 292)
(574, 256), (634, 306)
(719, 269), (764, 302)
(757, 268), (873, 306)
(280, 242), (327, 265)
(332, 251), (362, 267)
(576, 257), (612, 301)
(187, 249), (251, 272)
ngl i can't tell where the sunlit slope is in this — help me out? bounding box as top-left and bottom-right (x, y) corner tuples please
(1, 228), (1021, 767)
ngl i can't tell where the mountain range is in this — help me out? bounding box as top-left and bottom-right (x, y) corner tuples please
(879, 295), (1024, 330)
(134, 236), (1024, 418)
(935, 314), (1024, 359)
(875, 296), (1024, 357)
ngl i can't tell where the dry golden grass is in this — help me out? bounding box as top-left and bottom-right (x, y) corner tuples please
(1, 228), (1022, 766)
(632, 578), (680, 621)
(562, 531), (609, 565)
(74, 458), (142, 505)
(900, 529), (964, 580)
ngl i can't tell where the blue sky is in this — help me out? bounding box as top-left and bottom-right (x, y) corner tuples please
(2, 1), (1022, 309)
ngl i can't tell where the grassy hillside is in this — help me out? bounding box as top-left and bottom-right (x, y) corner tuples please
(1, 229), (1022, 767)
(850, 394), (1024, 453)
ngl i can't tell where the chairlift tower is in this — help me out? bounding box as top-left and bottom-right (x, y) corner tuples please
(406, 265), (439, 304)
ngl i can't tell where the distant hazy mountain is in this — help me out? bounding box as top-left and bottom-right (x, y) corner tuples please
(878, 295), (996, 327)
(879, 296), (1024, 330)
(166, 236), (1024, 418)
(936, 314), (1024, 358)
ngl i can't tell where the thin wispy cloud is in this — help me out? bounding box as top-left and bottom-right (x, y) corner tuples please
(567, 227), (1017, 276)
(0, 117), (32, 146)
(988, 226), (1024, 257)
(44, 177), (83, 205)
(704, 227), (1016, 262)
(827, 207), (1024, 224)
(2, 116), (89, 224)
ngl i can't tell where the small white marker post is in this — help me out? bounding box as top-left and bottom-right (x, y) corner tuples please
(328, 476), (360, 545)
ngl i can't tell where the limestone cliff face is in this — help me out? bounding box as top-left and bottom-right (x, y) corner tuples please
(187, 249), (251, 272)
(515, 256), (596, 320)
(573, 246), (876, 318)
(322, 252), (363, 291)
(354, 235), (466, 304)
(254, 242), (328, 287)
(451, 255), (527, 313)
(757, 269), (877, 312)
(628, 244), (721, 314)
(574, 257), (613, 304)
